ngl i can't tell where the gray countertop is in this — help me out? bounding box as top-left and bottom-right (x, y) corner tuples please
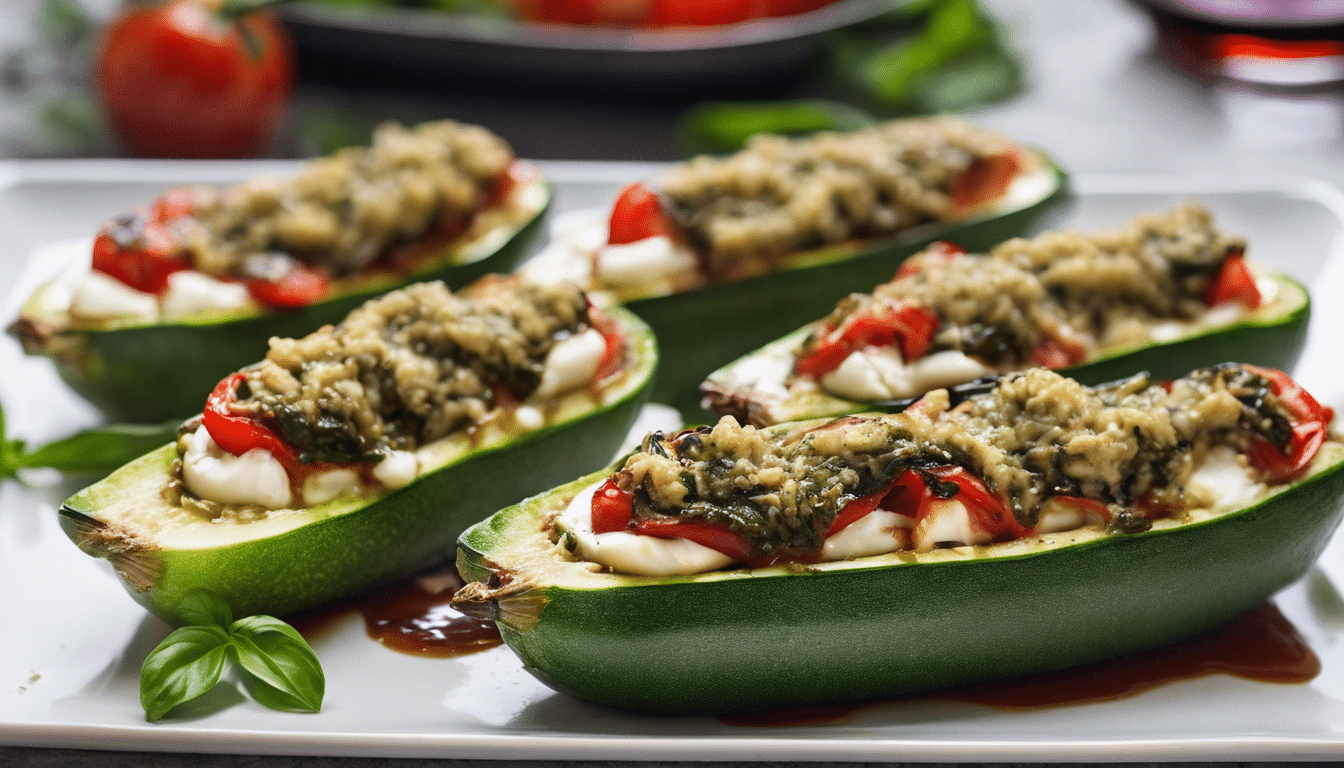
(6, 0), (1344, 764)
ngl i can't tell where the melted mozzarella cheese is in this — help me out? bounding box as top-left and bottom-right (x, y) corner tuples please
(373, 449), (418, 490)
(820, 347), (992, 402)
(302, 468), (361, 507)
(533, 327), (605, 400)
(181, 426), (292, 509)
(69, 271), (159, 323)
(557, 482), (735, 576)
(912, 498), (991, 553)
(820, 509), (913, 561)
(1187, 444), (1265, 512)
(595, 236), (698, 288)
(160, 270), (251, 320)
(1036, 499), (1106, 534)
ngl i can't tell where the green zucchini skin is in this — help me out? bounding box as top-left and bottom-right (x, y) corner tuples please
(58, 304), (654, 627)
(18, 186), (549, 423)
(703, 274), (1310, 426)
(457, 441), (1344, 715)
(629, 168), (1069, 419)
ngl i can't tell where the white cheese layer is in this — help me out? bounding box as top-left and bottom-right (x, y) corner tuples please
(558, 482), (735, 577)
(160, 270), (251, 320)
(182, 426), (292, 509)
(69, 271), (159, 323)
(533, 327), (605, 400)
(595, 236), (698, 288)
(820, 347), (992, 402)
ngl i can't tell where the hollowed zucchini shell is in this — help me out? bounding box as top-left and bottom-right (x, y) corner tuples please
(57, 304), (654, 627)
(456, 437), (1344, 715)
(628, 164), (1067, 418)
(13, 179), (550, 423)
(702, 274), (1310, 426)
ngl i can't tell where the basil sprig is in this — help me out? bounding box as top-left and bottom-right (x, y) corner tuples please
(0, 401), (181, 480)
(141, 590), (325, 721)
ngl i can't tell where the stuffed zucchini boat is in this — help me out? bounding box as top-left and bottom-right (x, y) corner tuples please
(702, 204), (1309, 426)
(12, 120), (550, 422)
(521, 115), (1066, 413)
(456, 364), (1343, 714)
(59, 276), (656, 626)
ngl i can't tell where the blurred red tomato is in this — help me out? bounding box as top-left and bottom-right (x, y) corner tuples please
(95, 0), (294, 158)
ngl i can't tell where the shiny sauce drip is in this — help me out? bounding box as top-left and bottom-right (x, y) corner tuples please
(720, 603), (1316, 726)
(289, 565), (502, 657)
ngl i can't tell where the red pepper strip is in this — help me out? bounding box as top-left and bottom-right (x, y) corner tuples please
(606, 182), (676, 246)
(1242, 365), (1334, 483)
(246, 261), (332, 310)
(1204, 249), (1262, 309)
(951, 151), (1022, 214)
(633, 518), (754, 561)
(894, 240), (965, 280)
(916, 466), (1032, 541)
(202, 373), (302, 474)
(590, 478), (634, 534)
(795, 302), (940, 379)
(824, 469), (925, 538)
(1031, 334), (1088, 369)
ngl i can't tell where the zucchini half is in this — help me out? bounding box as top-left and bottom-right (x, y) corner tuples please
(12, 177), (550, 423)
(58, 304), (655, 627)
(702, 274), (1310, 426)
(455, 436), (1344, 715)
(621, 164), (1068, 418)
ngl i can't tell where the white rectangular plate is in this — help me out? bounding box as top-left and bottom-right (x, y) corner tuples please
(4, 161), (1344, 761)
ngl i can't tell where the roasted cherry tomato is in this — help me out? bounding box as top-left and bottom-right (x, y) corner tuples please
(795, 302), (939, 379)
(95, 0), (294, 158)
(607, 182), (676, 245)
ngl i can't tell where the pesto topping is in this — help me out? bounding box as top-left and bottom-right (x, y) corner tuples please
(798, 204), (1246, 368)
(225, 277), (589, 464)
(614, 364), (1296, 556)
(136, 121), (513, 280)
(657, 116), (1023, 281)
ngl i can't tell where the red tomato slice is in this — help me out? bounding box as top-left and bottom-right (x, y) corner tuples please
(590, 478), (634, 533)
(1204, 250), (1262, 309)
(795, 302), (939, 379)
(91, 227), (190, 294)
(951, 151), (1022, 213)
(246, 262), (331, 309)
(607, 182), (674, 246)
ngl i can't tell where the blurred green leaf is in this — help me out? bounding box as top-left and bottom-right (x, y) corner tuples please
(13, 419), (180, 476)
(679, 100), (877, 155)
(39, 0), (92, 47)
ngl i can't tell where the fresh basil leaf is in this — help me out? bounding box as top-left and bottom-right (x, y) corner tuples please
(175, 589), (234, 630)
(679, 100), (877, 155)
(140, 625), (231, 722)
(16, 419), (181, 475)
(229, 616), (325, 713)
